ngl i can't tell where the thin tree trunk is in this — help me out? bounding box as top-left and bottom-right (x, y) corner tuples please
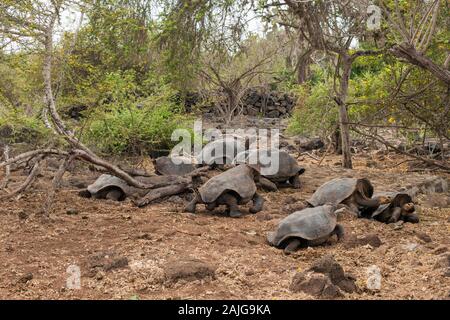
(336, 55), (353, 168)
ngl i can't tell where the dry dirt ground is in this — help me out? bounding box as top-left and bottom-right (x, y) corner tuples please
(0, 153), (449, 300)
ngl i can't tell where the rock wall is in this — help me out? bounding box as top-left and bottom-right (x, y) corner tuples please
(185, 89), (296, 118)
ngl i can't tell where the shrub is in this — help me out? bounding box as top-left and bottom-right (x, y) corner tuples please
(0, 109), (52, 145)
(82, 74), (193, 155)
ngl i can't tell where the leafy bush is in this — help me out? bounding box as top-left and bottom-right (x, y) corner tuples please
(82, 72), (193, 154)
(0, 109), (51, 145)
(287, 81), (338, 138)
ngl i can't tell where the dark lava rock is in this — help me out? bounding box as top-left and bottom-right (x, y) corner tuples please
(290, 255), (357, 298)
(434, 253), (450, 270)
(66, 208), (79, 215)
(18, 210), (28, 220)
(18, 272), (33, 284)
(164, 258), (216, 283)
(415, 231), (432, 243)
(345, 234), (382, 248)
(86, 251), (129, 276)
(290, 272), (342, 298)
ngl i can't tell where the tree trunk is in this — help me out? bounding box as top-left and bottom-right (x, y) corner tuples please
(296, 50), (312, 84)
(336, 55), (353, 169)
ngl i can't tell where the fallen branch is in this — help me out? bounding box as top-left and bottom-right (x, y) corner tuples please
(134, 183), (190, 208)
(0, 156), (43, 200)
(0, 149), (68, 169)
(1, 145), (10, 189)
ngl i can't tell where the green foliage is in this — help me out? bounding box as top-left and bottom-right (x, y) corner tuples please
(0, 109), (51, 145)
(81, 74), (192, 155)
(287, 81), (338, 137)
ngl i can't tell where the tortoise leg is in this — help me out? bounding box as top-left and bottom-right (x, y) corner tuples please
(331, 224), (345, 241)
(402, 210), (419, 223)
(250, 193), (264, 213)
(105, 189), (123, 201)
(289, 174), (301, 189)
(388, 207), (402, 223)
(185, 193), (201, 213)
(354, 192), (385, 209)
(78, 189), (92, 198)
(205, 201), (217, 211)
(284, 238), (302, 254)
(221, 193), (242, 218)
(258, 177), (278, 192)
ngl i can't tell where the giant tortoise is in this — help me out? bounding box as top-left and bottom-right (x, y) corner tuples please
(78, 174), (184, 201)
(233, 149), (305, 191)
(267, 204), (344, 253)
(307, 178), (391, 216)
(185, 164), (264, 218)
(196, 136), (248, 167)
(367, 192), (419, 224)
(153, 155), (198, 176)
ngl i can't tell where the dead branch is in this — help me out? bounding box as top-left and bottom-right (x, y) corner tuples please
(134, 183), (190, 208)
(0, 149), (68, 169)
(0, 156), (43, 200)
(1, 145), (10, 190)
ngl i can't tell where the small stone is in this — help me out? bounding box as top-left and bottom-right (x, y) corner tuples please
(443, 268), (450, 277)
(66, 208), (79, 215)
(18, 210), (28, 220)
(121, 214), (132, 220)
(283, 196), (297, 205)
(345, 234), (382, 248)
(403, 242), (419, 251)
(18, 273), (33, 284)
(136, 233), (151, 240)
(366, 265), (382, 291)
(256, 213), (273, 221)
(391, 220), (404, 230)
(415, 231), (432, 243)
(434, 253), (450, 270)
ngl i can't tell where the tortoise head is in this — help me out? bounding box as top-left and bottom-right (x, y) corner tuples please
(401, 202), (415, 213)
(247, 163), (261, 182)
(378, 195), (393, 205)
(357, 178), (374, 198)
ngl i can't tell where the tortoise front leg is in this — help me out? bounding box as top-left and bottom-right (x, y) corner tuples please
(221, 193), (242, 218)
(402, 212), (419, 223)
(289, 174), (302, 189)
(78, 189), (92, 198)
(258, 177), (278, 192)
(331, 224), (345, 240)
(388, 207), (402, 223)
(284, 238), (302, 254)
(185, 193), (201, 213)
(250, 192), (264, 213)
(105, 189), (123, 201)
(205, 201), (217, 211)
(354, 193), (391, 209)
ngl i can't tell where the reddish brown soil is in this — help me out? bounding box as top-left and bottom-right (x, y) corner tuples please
(0, 153), (449, 300)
